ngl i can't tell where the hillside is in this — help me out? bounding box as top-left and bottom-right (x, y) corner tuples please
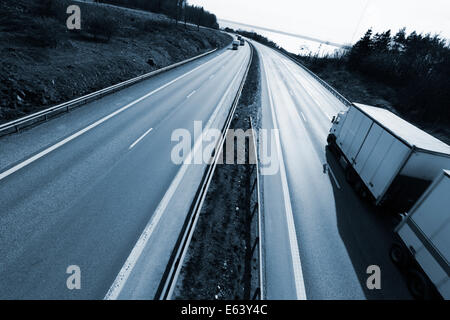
(0, 0), (231, 123)
(296, 29), (450, 144)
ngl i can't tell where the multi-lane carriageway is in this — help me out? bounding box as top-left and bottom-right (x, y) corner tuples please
(0, 38), (412, 299)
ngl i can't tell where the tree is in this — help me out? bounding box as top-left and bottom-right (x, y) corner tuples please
(348, 28), (373, 68)
(372, 30), (391, 52)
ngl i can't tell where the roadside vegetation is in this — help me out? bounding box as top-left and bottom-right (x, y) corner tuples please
(0, 0), (231, 123)
(296, 29), (450, 143)
(228, 26), (450, 143)
(96, 0), (220, 29)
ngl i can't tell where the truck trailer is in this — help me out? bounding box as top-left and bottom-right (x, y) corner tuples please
(327, 103), (450, 212)
(391, 170), (450, 299)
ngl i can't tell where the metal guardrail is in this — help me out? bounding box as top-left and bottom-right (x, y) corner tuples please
(275, 49), (354, 108)
(249, 115), (264, 300)
(0, 48), (217, 137)
(154, 41), (254, 300)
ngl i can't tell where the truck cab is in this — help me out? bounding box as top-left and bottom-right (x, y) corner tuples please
(328, 111), (346, 142)
(232, 40), (239, 50)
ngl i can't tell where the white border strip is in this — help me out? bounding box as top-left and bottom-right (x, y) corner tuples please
(0, 51), (226, 182)
(104, 49), (249, 300)
(0, 48), (219, 133)
(261, 51), (307, 300)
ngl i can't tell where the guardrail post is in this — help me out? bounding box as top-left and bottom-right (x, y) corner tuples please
(251, 201), (258, 220)
(251, 236), (259, 256)
(250, 176), (257, 195)
(252, 287), (261, 300)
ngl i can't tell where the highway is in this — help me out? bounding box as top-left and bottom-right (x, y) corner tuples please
(252, 40), (413, 300)
(0, 32), (414, 300)
(0, 42), (251, 299)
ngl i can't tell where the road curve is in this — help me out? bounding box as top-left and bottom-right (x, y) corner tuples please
(252, 40), (413, 300)
(0, 42), (251, 299)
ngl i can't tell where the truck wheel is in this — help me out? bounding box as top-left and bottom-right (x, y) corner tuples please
(345, 168), (357, 185)
(407, 268), (431, 300)
(355, 181), (369, 200)
(326, 134), (334, 144)
(326, 135), (338, 156)
(390, 243), (410, 269)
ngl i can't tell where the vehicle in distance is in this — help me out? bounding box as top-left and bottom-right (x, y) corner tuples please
(391, 169), (450, 299)
(232, 40), (240, 50)
(240, 38), (245, 46)
(327, 103), (450, 212)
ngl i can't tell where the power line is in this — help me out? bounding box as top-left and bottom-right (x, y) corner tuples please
(219, 18), (348, 48)
(350, 0), (371, 43)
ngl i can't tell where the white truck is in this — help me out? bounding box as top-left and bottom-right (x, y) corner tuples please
(327, 103), (450, 212)
(390, 170), (449, 299)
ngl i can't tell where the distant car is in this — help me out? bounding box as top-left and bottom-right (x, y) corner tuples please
(237, 35), (242, 41)
(232, 40), (239, 50)
(240, 39), (245, 46)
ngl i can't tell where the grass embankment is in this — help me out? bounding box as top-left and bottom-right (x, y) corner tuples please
(295, 29), (450, 144)
(0, 0), (231, 123)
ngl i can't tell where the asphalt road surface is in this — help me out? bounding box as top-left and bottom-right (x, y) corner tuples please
(252, 40), (413, 300)
(0, 36), (413, 300)
(0, 42), (251, 299)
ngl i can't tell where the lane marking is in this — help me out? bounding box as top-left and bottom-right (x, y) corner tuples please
(209, 74), (215, 79)
(0, 50), (229, 182)
(277, 57), (333, 121)
(129, 127), (153, 150)
(328, 166), (341, 190)
(261, 52), (307, 300)
(186, 90), (196, 99)
(104, 51), (250, 300)
(300, 112), (307, 123)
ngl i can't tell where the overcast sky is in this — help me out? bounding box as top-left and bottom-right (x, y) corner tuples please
(188, 0), (450, 45)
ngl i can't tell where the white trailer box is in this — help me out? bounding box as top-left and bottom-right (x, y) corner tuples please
(396, 170), (450, 299)
(329, 103), (450, 211)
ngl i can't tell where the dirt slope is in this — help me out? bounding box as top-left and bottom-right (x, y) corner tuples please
(0, 0), (231, 123)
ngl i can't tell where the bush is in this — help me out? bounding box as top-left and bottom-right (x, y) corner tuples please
(29, 17), (59, 48)
(84, 13), (115, 42)
(33, 0), (58, 17)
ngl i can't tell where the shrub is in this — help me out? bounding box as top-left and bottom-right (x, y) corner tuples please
(29, 17), (59, 48)
(84, 13), (115, 42)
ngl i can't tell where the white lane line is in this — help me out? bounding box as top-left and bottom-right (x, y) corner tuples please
(328, 166), (341, 190)
(0, 51), (227, 182)
(300, 112), (307, 123)
(104, 52), (249, 300)
(209, 74), (215, 79)
(278, 57), (333, 121)
(262, 55), (307, 300)
(129, 127), (153, 150)
(186, 90), (196, 99)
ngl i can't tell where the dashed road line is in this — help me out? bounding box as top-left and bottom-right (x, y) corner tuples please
(129, 127), (153, 150)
